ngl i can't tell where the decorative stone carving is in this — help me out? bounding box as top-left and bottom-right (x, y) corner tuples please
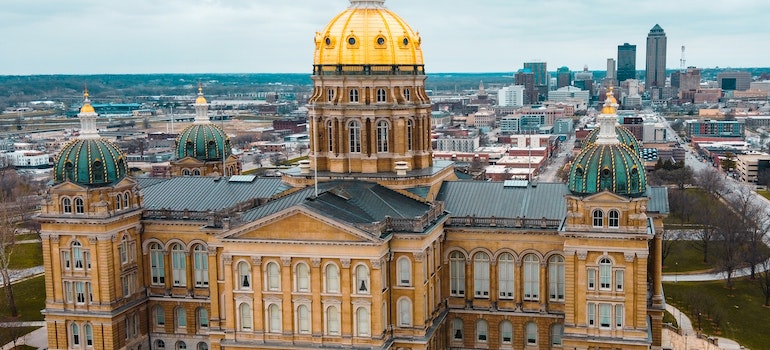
(414, 252), (425, 262)
(624, 253), (635, 262)
(207, 246), (217, 256)
(370, 259), (382, 269)
(576, 250), (588, 261)
(222, 254), (232, 264)
(251, 256), (262, 266)
(310, 258), (321, 268)
(281, 257), (292, 267)
(340, 258), (351, 268)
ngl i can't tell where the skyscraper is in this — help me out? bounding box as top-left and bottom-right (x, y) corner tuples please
(515, 68), (538, 104)
(524, 61), (548, 101)
(645, 24), (667, 91)
(556, 66), (572, 88)
(617, 43), (637, 82)
(606, 58), (616, 81)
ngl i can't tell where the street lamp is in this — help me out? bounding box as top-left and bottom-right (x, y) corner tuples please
(675, 261), (678, 283)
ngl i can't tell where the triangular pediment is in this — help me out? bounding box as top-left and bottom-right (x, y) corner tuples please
(581, 190), (632, 203)
(115, 177), (138, 188)
(51, 180), (87, 192)
(223, 208), (379, 243)
(172, 157), (205, 166)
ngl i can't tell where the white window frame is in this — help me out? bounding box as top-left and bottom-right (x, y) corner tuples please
(523, 254), (540, 301)
(193, 244), (208, 287)
(171, 243), (186, 287)
(295, 262), (310, 292)
(354, 264), (370, 295)
(549, 255), (565, 301)
(476, 319), (488, 342)
(498, 253), (515, 299)
(449, 251), (465, 296)
(500, 320), (513, 344)
(398, 297), (412, 327)
(473, 252), (490, 298)
(325, 263), (340, 293)
(397, 256), (411, 286)
(592, 209), (604, 227)
(266, 261), (281, 291)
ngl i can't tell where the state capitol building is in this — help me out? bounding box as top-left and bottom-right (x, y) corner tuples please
(38, 1), (669, 349)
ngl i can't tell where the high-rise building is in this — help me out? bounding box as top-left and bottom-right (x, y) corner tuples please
(717, 71), (752, 91)
(498, 85), (525, 107)
(574, 65), (595, 97)
(524, 61), (548, 101)
(606, 58), (616, 81)
(557, 66), (572, 88)
(645, 24), (667, 91)
(515, 68), (538, 104)
(617, 43), (637, 82)
(40, 2), (668, 350)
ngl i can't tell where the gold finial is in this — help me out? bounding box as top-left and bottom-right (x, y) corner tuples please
(601, 87), (617, 115)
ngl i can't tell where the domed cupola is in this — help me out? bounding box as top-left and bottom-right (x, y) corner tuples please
(583, 124), (641, 155)
(175, 86), (233, 161)
(568, 89), (647, 197)
(313, 0), (424, 69)
(53, 91), (127, 186)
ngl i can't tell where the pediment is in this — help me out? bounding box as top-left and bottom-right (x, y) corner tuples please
(172, 157), (204, 166)
(51, 180), (87, 192)
(581, 190), (631, 204)
(223, 208), (379, 243)
(115, 177), (138, 188)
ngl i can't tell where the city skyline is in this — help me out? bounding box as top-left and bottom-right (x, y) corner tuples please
(1, 0), (768, 75)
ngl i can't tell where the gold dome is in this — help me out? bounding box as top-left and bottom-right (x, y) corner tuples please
(195, 85), (207, 104)
(314, 0), (423, 66)
(601, 87), (617, 115)
(80, 91), (95, 114)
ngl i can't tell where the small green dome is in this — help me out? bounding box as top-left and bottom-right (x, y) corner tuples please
(568, 143), (647, 197)
(583, 125), (640, 154)
(175, 124), (232, 161)
(53, 139), (127, 186)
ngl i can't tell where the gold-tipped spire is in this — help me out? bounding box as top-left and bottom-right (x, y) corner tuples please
(80, 89), (95, 114)
(195, 84), (207, 105)
(601, 87), (617, 115)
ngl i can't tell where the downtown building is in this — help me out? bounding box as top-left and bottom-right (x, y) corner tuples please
(39, 1), (668, 350)
(645, 25), (667, 94)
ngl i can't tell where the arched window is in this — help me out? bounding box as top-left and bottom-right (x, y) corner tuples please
(376, 120), (389, 152)
(452, 318), (463, 340)
(150, 243), (165, 285)
(116, 193), (123, 210)
(196, 343), (208, 350)
(84, 323), (93, 347)
(62, 197), (72, 213)
(155, 340), (166, 350)
(407, 120), (413, 151)
(193, 169), (201, 176)
(75, 197), (84, 214)
(182, 169), (190, 176)
(476, 319), (488, 342)
(176, 307), (186, 330)
(71, 323), (80, 346)
(295, 263), (310, 292)
(599, 258), (612, 290)
(119, 235), (129, 264)
(403, 88), (411, 102)
(266, 261), (280, 291)
(349, 88), (359, 103)
(354, 264), (369, 294)
(72, 241), (84, 269)
(154, 306), (165, 327)
(327, 88), (335, 102)
(526, 322), (538, 345)
(171, 243), (186, 287)
(498, 252), (514, 299)
(592, 209), (604, 227)
(551, 324), (563, 346)
(449, 251), (465, 296)
(398, 298), (412, 327)
(356, 307), (370, 336)
(297, 305), (311, 334)
(473, 252), (490, 297)
(523, 254), (540, 301)
(175, 341), (186, 350)
(207, 140), (217, 159)
(376, 88), (387, 103)
(238, 261), (251, 290)
(500, 320), (513, 344)
(349, 121), (361, 153)
(326, 305), (340, 335)
(239, 303), (252, 330)
(197, 308), (208, 329)
(397, 256), (411, 286)
(549, 255), (565, 301)
(92, 160), (104, 182)
(325, 263), (340, 293)
(609, 209), (620, 228)
(193, 244), (208, 287)
(124, 191), (130, 208)
(268, 304), (281, 333)
(327, 120), (334, 152)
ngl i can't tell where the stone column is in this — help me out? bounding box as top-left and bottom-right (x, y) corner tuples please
(310, 258), (323, 340)
(340, 258), (352, 336)
(281, 257), (293, 335)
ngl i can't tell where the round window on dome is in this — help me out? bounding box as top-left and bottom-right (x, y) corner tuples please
(325, 37), (331, 46)
(348, 37), (356, 46)
(575, 167), (584, 177)
(601, 168), (611, 178)
(376, 36), (385, 46)
(402, 38), (409, 46)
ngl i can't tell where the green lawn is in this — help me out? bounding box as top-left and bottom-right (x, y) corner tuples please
(0, 327), (40, 348)
(13, 233), (39, 242)
(0, 275), (45, 322)
(5, 243), (43, 270)
(757, 190), (770, 201)
(664, 278), (770, 350)
(663, 240), (714, 273)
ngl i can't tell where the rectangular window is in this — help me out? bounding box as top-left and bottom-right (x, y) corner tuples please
(587, 302), (595, 326)
(151, 250), (165, 285)
(600, 265), (611, 290)
(64, 281), (73, 303)
(62, 252), (71, 270)
(587, 269), (596, 290)
(615, 270), (624, 291)
(75, 282), (85, 304)
(615, 304), (624, 328)
(84, 252), (91, 270)
(599, 303), (611, 328)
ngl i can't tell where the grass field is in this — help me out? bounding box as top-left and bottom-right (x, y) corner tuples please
(664, 278), (770, 350)
(5, 243), (43, 270)
(0, 275), (45, 322)
(0, 327), (40, 348)
(662, 240), (713, 273)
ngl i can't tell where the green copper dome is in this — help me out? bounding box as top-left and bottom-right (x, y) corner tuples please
(583, 125), (640, 154)
(175, 124), (233, 161)
(53, 139), (127, 186)
(568, 143), (646, 197)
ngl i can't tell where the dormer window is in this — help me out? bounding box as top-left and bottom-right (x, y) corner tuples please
(592, 209), (603, 227)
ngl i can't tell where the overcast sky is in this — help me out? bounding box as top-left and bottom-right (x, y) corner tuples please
(1, 0), (768, 75)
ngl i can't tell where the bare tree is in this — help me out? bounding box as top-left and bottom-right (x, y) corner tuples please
(693, 194), (720, 263)
(695, 168), (725, 196)
(0, 318), (27, 348)
(757, 258), (770, 306)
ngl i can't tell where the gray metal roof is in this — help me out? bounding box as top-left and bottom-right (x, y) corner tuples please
(141, 176), (288, 212)
(437, 181), (570, 220)
(646, 186), (670, 214)
(242, 181), (432, 225)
